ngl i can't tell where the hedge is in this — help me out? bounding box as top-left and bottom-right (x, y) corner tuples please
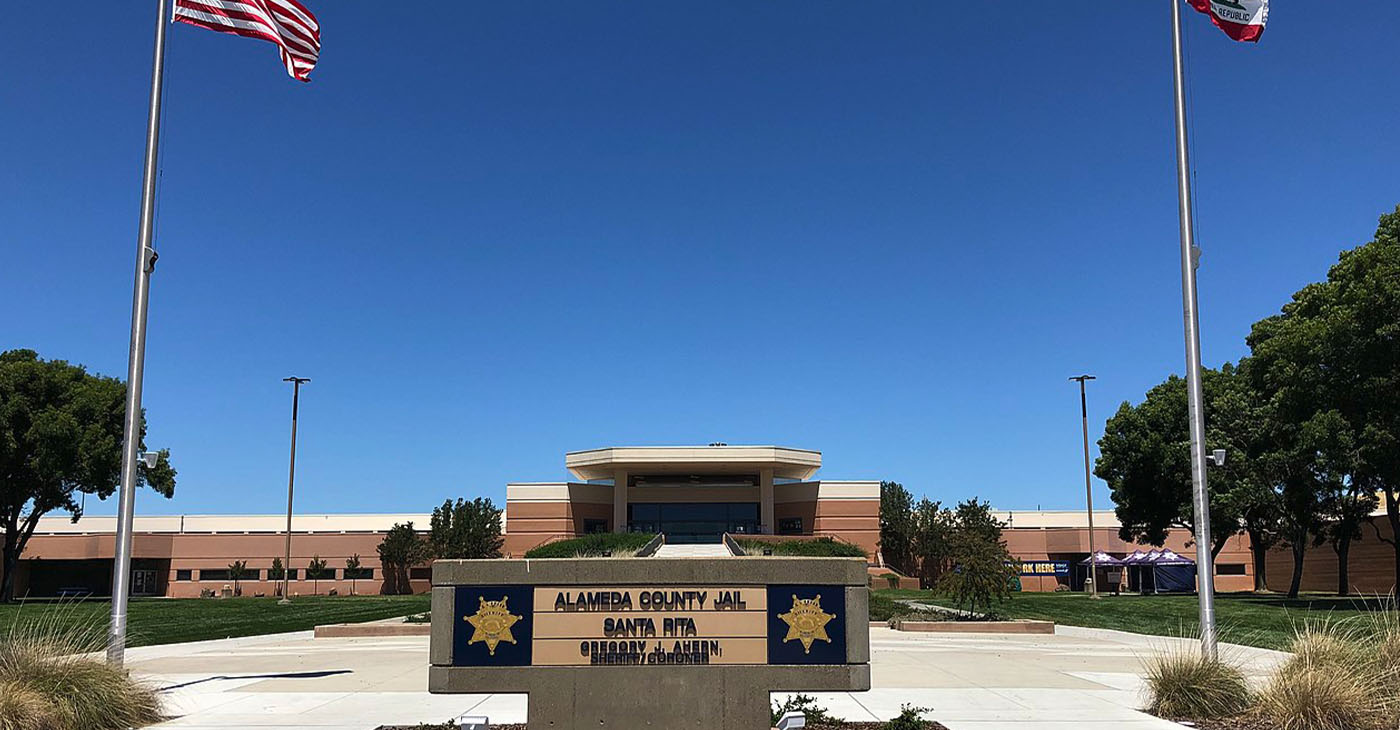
(735, 537), (868, 558)
(523, 533), (658, 558)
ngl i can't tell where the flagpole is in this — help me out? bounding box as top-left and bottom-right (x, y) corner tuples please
(1170, 0), (1219, 661)
(107, 0), (172, 666)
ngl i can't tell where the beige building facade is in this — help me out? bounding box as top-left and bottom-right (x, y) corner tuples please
(4, 444), (1280, 599)
(502, 445), (881, 557)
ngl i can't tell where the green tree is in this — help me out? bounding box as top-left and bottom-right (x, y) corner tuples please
(1096, 364), (1261, 569)
(1318, 208), (1400, 591)
(306, 556), (329, 595)
(429, 497), (504, 559)
(879, 481), (917, 576)
(0, 349), (176, 602)
(1248, 282), (1351, 598)
(345, 554), (361, 595)
(910, 499), (954, 589)
(937, 499), (1018, 618)
(377, 521), (430, 594)
(269, 557), (287, 596)
(228, 560), (248, 597)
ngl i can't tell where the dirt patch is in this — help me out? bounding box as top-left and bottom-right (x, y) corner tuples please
(1156, 715), (1264, 729)
(383, 717), (952, 722)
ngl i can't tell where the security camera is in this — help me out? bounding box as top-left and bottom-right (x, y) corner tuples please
(1210, 449), (1226, 467)
(139, 452), (159, 469)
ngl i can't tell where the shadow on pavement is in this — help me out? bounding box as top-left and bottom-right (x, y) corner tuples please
(158, 669), (352, 691)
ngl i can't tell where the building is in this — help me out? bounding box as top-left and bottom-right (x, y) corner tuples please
(501, 445), (881, 556)
(996, 510), (1255, 593)
(6, 513), (433, 599)
(3, 443), (1268, 598)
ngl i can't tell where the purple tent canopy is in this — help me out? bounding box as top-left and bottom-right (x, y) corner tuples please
(1148, 549), (1194, 565)
(1079, 551), (1125, 567)
(1121, 550), (1151, 565)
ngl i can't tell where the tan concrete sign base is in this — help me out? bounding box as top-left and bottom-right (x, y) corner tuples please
(429, 557), (871, 730)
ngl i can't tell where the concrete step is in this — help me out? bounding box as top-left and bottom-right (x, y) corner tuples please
(654, 543), (732, 557)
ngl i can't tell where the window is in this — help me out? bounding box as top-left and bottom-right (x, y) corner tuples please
(583, 519), (609, 534)
(344, 567), (374, 580)
(1217, 564), (1247, 576)
(409, 567), (432, 580)
(199, 569), (230, 581)
(244, 569), (262, 581)
(778, 517), (803, 535)
(175, 569), (193, 581)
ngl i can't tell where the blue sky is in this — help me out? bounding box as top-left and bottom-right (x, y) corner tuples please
(3, 2), (1397, 517)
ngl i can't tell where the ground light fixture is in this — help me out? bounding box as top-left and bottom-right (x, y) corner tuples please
(777, 712), (806, 730)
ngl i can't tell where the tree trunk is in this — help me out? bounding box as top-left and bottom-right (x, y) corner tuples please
(1248, 528), (1268, 592)
(1, 540), (18, 604)
(1389, 490), (1400, 594)
(1336, 537), (1352, 597)
(1288, 540), (1306, 599)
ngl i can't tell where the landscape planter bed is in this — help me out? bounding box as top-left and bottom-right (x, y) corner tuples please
(891, 620), (1054, 634)
(314, 622), (431, 638)
(383, 717), (952, 722)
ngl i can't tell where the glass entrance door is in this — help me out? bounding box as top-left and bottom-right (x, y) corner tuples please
(627, 502), (760, 543)
(131, 569), (158, 596)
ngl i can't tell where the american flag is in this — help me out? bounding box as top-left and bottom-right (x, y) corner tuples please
(173, 0), (321, 82)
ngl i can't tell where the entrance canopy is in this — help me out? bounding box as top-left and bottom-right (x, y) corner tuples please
(565, 445), (822, 482)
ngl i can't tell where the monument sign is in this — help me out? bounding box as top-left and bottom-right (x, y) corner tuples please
(430, 557), (870, 729)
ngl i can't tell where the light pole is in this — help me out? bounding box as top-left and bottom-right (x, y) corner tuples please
(1070, 375), (1099, 599)
(279, 377), (310, 605)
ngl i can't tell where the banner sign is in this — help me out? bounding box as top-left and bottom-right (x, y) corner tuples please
(1018, 561), (1070, 577)
(451, 584), (846, 667)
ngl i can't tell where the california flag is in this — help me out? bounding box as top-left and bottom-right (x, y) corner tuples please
(1187, 0), (1269, 43)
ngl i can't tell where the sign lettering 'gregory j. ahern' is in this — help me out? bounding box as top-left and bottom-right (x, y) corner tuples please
(451, 584), (847, 667)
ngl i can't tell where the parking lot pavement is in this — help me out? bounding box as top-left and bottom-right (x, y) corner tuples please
(135, 626), (1285, 729)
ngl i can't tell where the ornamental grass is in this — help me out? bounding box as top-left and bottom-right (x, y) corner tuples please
(1142, 642), (1251, 721)
(0, 606), (162, 730)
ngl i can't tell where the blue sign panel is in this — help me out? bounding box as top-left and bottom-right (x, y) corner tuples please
(765, 585), (846, 665)
(1018, 561), (1070, 577)
(453, 585), (534, 667)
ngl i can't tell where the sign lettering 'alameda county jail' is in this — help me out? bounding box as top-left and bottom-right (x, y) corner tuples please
(428, 558), (870, 730)
(451, 584), (847, 666)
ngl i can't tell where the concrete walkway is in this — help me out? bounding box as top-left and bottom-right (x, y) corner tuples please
(133, 626), (1285, 729)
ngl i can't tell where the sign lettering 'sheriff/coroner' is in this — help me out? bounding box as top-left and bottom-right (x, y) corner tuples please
(451, 584), (847, 667)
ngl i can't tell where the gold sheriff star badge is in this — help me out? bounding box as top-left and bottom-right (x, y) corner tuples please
(778, 593), (835, 654)
(464, 595), (521, 656)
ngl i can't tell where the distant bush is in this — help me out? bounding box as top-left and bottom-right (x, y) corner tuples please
(737, 537), (867, 558)
(524, 533), (657, 558)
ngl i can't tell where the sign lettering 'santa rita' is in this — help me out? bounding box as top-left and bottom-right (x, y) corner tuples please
(450, 584), (846, 668)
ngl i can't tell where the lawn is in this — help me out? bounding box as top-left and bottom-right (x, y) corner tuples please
(0, 594), (431, 647)
(874, 589), (1393, 651)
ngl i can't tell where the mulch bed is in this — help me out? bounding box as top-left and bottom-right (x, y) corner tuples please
(378, 717), (952, 722)
(1156, 716), (1264, 729)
